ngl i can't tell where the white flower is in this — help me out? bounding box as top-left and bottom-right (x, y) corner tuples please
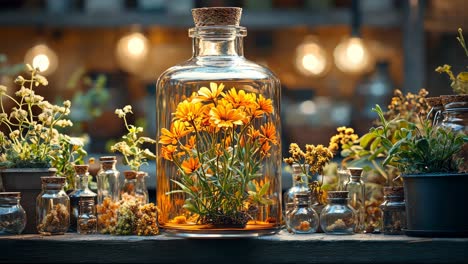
(38, 100), (53, 110)
(15, 86), (33, 98)
(26, 64), (34, 72)
(63, 100), (71, 108)
(69, 137), (84, 147)
(115, 109), (125, 118)
(14, 76), (25, 85)
(9, 130), (20, 139)
(0, 85), (7, 95)
(123, 105), (132, 113)
(55, 119), (73, 127)
(0, 113), (7, 121)
(35, 74), (48, 86)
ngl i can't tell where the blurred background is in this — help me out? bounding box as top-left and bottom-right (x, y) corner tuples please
(0, 0), (467, 194)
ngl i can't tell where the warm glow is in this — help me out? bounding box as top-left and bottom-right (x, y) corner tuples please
(24, 44), (58, 76)
(295, 37), (328, 77)
(334, 37), (373, 74)
(116, 32), (149, 74)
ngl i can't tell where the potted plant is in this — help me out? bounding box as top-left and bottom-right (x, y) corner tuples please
(370, 104), (468, 237)
(0, 65), (85, 233)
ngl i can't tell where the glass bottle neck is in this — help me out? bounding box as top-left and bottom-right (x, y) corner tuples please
(79, 202), (95, 215)
(190, 26), (245, 58)
(292, 174), (309, 188)
(101, 161), (117, 171)
(75, 174), (90, 191)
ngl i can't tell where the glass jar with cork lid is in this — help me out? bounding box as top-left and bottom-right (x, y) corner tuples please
(155, 7), (282, 237)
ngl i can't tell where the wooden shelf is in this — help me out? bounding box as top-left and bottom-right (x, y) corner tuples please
(1, 231), (467, 263)
(0, 9), (403, 29)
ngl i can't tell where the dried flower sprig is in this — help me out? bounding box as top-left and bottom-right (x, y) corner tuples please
(283, 143), (334, 176)
(0, 65), (84, 169)
(111, 105), (156, 171)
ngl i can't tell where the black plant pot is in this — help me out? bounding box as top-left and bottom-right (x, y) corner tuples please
(402, 173), (468, 237)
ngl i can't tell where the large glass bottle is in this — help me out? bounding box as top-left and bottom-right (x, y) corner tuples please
(96, 156), (120, 205)
(36, 176), (70, 235)
(344, 167), (366, 233)
(156, 7), (281, 237)
(68, 165), (96, 232)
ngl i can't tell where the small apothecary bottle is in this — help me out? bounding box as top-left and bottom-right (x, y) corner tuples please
(78, 195), (97, 235)
(283, 163), (310, 218)
(135, 171), (149, 204)
(380, 186), (406, 235)
(36, 176), (70, 235)
(156, 7), (282, 237)
(0, 192), (26, 235)
(68, 165), (96, 231)
(344, 167), (365, 233)
(286, 193), (318, 234)
(97, 156), (120, 205)
(120, 170), (138, 202)
(320, 191), (355, 235)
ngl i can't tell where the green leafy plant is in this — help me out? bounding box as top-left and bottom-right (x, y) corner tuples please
(373, 104), (467, 174)
(436, 28), (468, 94)
(0, 65), (85, 170)
(111, 105), (156, 171)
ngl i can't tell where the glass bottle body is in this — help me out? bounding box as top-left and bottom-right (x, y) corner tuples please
(0, 192), (26, 235)
(96, 158), (120, 205)
(320, 192), (355, 235)
(440, 99), (468, 172)
(156, 25), (282, 237)
(380, 187), (406, 235)
(286, 194), (318, 234)
(344, 176), (365, 233)
(78, 197), (97, 235)
(36, 177), (70, 235)
(135, 172), (149, 204)
(283, 164), (310, 219)
(68, 168), (96, 232)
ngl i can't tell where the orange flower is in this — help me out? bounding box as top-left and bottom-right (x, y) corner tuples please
(223, 88), (257, 109)
(192, 82), (225, 103)
(182, 135), (196, 151)
(174, 100), (205, 124)
(255, 95), (274, 116)
(181, 157), (201, 174)
(159, 120), (191, 145)
(209, 101), (245, 128)
(248, 127), (261, 141)
(161, 145), (178, 161)
(260, 122), (278, 145)
(261, 141), (272, 157)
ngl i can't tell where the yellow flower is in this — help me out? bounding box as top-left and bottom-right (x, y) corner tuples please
(181, 157), (201, 174)
(161, 145), (178, 161)
(158, 120), (191, 145)
(209, 101), (244, 128)
(260, 122), (278, 145)
(193, 82), (225, 103)
(223, 88), (257, 109)
(174, 100), (205, 125)
(256, 94), (274, 116)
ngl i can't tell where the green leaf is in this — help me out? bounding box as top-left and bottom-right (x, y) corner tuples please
(360, 133), (376, 148)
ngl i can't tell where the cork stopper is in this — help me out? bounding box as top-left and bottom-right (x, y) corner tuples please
(192, 7), (242, 27)
(74, 164), (89, 175)
(293, 193), (310, 199)
(124, 170), (138, 180)
(137, 171), (148, 178)
(99, 156), (116, 162)
(79, 195), (95, 203)
(0, 192), (21, 198)
(348, 167), (363, 177)
(426, 96), (442, 107)
(383, 186), (404, 197)
(41, 176), (66, 185)
(328, 191), (349, 199)
(441, 94), (468, 105)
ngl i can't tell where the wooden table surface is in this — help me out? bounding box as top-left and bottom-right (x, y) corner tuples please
(1, 231), (467, 263)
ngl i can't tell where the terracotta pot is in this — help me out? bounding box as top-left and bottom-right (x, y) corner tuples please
(0, 168), (57, 234)
(402, 172), (468, 237)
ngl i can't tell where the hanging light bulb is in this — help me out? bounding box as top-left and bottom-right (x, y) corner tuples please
(24, 44), (58, 76)
(295, 36), (329, 77)
(115, 31), (149, 74)
(333, 37), (373, 74)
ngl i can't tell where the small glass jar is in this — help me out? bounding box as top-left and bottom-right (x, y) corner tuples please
(68, 165), (97, 232)
(78, 195), (97, 235)
(36, 176), (70, 235)
(120, 170), (138, 202)
(336, 167), (351, 191)
(96, 156), (120, 205)
(286, 193), (318, 234)
(283, 163), (310, 219)
(320, 191), (355, 235)
(0, 192), (26, 235)
(135, 171), (149, 204)
(344, 167), (366, 233)
(380, 186), (406, 235)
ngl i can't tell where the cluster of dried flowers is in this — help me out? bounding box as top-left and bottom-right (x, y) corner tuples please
(37, 204), (70, 234)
